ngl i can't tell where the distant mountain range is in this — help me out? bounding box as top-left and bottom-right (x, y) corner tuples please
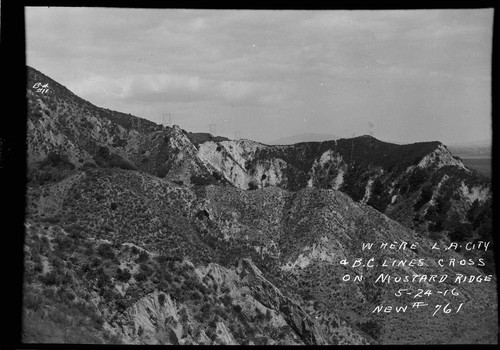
(22, 66), (496, 345)
(271, 135), (492, 150)
(269, 133), (340, 145)
(448, 139), (491, 148)
(447, 141), (491, 159)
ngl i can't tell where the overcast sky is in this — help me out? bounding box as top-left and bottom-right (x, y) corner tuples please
(26, 8), (493, 145)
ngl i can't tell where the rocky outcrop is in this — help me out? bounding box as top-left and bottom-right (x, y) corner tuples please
(458, 180), (490, 204)
(416, 143), (468, 170)
(118, 290), (183, 344)
(237, 258), (326, 345)
(197, 140), (253, 189)
(102, 257), (331, 345)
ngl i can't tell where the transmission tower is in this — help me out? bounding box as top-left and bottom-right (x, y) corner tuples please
(350, 132), (355, 162)
(162, 113), (173, 127)
(209, 123), (217, 135)
(133, 117), (141, 132)
(234, 130), (242, 140)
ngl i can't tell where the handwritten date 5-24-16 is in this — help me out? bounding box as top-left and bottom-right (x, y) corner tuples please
(395, 288), (459, 298)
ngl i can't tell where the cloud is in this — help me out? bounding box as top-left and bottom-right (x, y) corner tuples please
(74, 73), (208, 104)
(73, 71), (291, 110)
(124, 74), (203, 101)
(216, 80), (260, 101)
(26, 8), (493, 144)
(72, 75), (125, 99)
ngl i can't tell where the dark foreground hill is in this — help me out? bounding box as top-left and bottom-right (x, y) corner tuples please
(23, 66), (496, 344)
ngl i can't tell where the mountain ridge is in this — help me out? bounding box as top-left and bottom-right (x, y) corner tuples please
(27, 65), (492, 245)
(269, 132), (340, 145)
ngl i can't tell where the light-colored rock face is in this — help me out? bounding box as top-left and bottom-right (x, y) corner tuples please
(331, 168), (345, 190)
(403, 144), (467, 180)
(191, 258), (342, 345)
(429, 174), (449, 206)
(237, 258), (327, 345)
(194, 263), (241, 290)
(459, 181), (491, 204)
(319, 149), (336, 166)
(118, 291), (183, 344)
(308, 150), (346, 189)
(226, 139), (268, 161)
(253, 158), (287, 187)
(281, 237), (346, 271)
(417, 143), (467, 170)
(195, 263), (258, 320)
(197, 141), (251, 189)
(361, 179), (374, 204)
(419, 174), (490, 218)
(196, 139), (279, 190)
(169, 126), (198, 156)
(390, 194), (398, 204)
(160, 128), (209, 183)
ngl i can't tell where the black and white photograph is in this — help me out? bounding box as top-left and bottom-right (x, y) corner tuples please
(14, 6), (496, 345)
